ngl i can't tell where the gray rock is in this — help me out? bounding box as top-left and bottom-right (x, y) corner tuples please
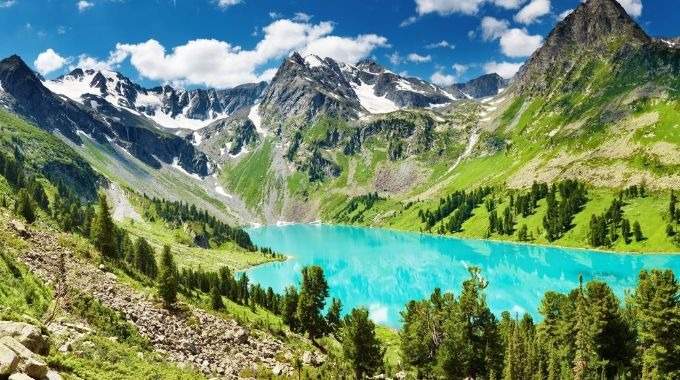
(46, 370), (64, 380)
(272, 363), (286, 376)
(0, 321), (49, 355)
(0, 337), (48, 380)
(0, 343), (19, 376)
(395, 370), (408, 380)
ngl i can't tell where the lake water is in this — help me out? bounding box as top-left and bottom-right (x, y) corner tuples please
(246, 224), (680, 328)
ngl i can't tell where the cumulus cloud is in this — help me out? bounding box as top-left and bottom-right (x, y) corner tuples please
(481, 16), (509, 41)
(484, 60), (523, 78)
(617, 0), (642, 17)
(430, 70), (456, 86)
(407, 53), (432, 63)
(514, 0), (550, 25)
(85, 19), (387, 88)
(77, 1), (94, 12)
(414, 0), (526, 16)
(215, 0), (242, 9)
(499, 28), (543, 57)
(292, 12), (312, 22)
(452, 63), (469, 75)
(425, 40), (455, 49)
(34, 49), (68, 75)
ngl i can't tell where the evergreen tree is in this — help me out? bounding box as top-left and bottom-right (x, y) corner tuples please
(134, 237), (158, 279)
(340, 307), (385, 379)
(633, 221), (644, 242)
(282, 286), (300, 332)
(158, 245), (178, 308)
(631, 270), (680, 379)
(15, 189), (35, 224)
(211, 285), (225, 310)
(517, 224), (529, 242)
(91, 193), (117, 258)
(621, 218), (632, 244)
(296, 265), (329, 339)
(670, 191), (677, 222)
(326, 298), (343, 336)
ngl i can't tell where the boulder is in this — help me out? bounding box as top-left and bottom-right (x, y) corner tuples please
(0, 337), (48, 379)
(46, 370), (64, 380)
(272, 363), (286, 376)
(395, 370), (408, 380)
(0, 343), (19, 376)
(8, 373), (34, 380)
(9, 220), (30, 238)
(0, 322), (49, 355)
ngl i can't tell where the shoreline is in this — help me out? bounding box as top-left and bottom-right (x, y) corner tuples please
(247, 221), (680, 256)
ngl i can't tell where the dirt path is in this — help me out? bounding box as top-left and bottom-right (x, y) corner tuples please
(17, 229), (292, 378)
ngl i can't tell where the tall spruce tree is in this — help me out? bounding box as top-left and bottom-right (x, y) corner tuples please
(296, 265), (329, 340)
(134, 237), (158, 279)
(340, 307), (385, 379)
(91, 193), (117, 258)
(15, 189), (36, 224)
(158, 245), (178, 308)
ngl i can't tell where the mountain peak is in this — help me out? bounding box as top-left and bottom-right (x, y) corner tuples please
(515, 0), (651, 94)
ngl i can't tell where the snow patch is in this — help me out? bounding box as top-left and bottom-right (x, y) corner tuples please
(191, 132), (203, 146)
(171, 157), (203, 180)
(448, 128), (480, 173)
(351, 81), (399, 114)
(304, 54), (325, 68)
(248, 104), (268, 136)
(215, 186), (232, 198)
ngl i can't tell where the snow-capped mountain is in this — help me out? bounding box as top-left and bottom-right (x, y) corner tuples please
(44, 68), (266, 130)
(257, 52), (463, 125)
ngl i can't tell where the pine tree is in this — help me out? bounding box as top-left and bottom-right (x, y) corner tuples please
(91, 193), (117, 258)
(134, 237), (158, 279)
(633, 221), (644, 242)
(325, 297), (343, 336)
(282, 286), (300, 332)
(211, 285), (225, 310)
(621, 218), (632, 244)
(296, 265), (329, 339)
(15, 189), (35, 224)
(340, 307), (385, 379)
(158, 245), (178, 308)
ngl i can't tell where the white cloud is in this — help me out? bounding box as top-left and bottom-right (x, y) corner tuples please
(484, 60), (523, 78)
(425, 40), (455, 49)
(368, 304), (388, 324)
(430, 70), (456, 86)
(407, 53), (432, 63)
(400, 15), (419, 27)
(292, 12), (312, 22)
(557, 8), (573, 21)
(452, 63), (469, 75)
(617, 0), (642, 18)
(90, 19), (386, 88)
(0, 1), (16, 9)
(514, 0), (550, 25)
(77, 1), (94, 12)
(414, 0), (526, 16)
(215, 0), (242, 9)
(34, 49), (68, 75)
(388, 52), (402, 65)
(481, 16), (509, 41)
(268, 11), (283, 19)
(416, 0), (486, 16)
(500, 28), (543, 57)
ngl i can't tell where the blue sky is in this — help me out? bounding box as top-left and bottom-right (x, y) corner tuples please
(0, 0), (677, 88)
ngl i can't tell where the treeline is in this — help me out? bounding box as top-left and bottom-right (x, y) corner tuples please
(335, 192), (384, 224)
(400, 267), (680, 380)
(0, 149), (51, 224)
(486, 183), (549, 238)
(140, 195), (255, 251)
(419, 187), (492, 232)
(543, 180), (588, 241)
(588, 197), (643, 247)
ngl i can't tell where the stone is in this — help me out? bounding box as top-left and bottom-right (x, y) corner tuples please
(272, 363), (286, 376)
(302, 351), (314, 365)
(46, 370), (64, 380)
(9, 220), (29, 238)
(0, 337), (48, 380)
(8, 373), (34, 380)
(0, 343), (19, 376)
(98, 264), (106, 271)
(395, 370), (408, 380)
(233, 328), (248, 344)
(0, 321), (49, 354)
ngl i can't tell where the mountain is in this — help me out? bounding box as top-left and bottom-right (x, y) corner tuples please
(44, 68), (266, 130)
(515, 0), (651, 94)
(0, 55), (211, 176)
(451, 73), (508, 99)
(257, 52), (461, 129)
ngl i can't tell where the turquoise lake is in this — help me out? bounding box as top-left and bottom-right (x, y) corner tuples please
(246, 224), (680, 328)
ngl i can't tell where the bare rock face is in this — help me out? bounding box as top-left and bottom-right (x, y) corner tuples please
(0, 343), (19, 376)
(515, 0), (650, 94)
(0, 322), (48, 355)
